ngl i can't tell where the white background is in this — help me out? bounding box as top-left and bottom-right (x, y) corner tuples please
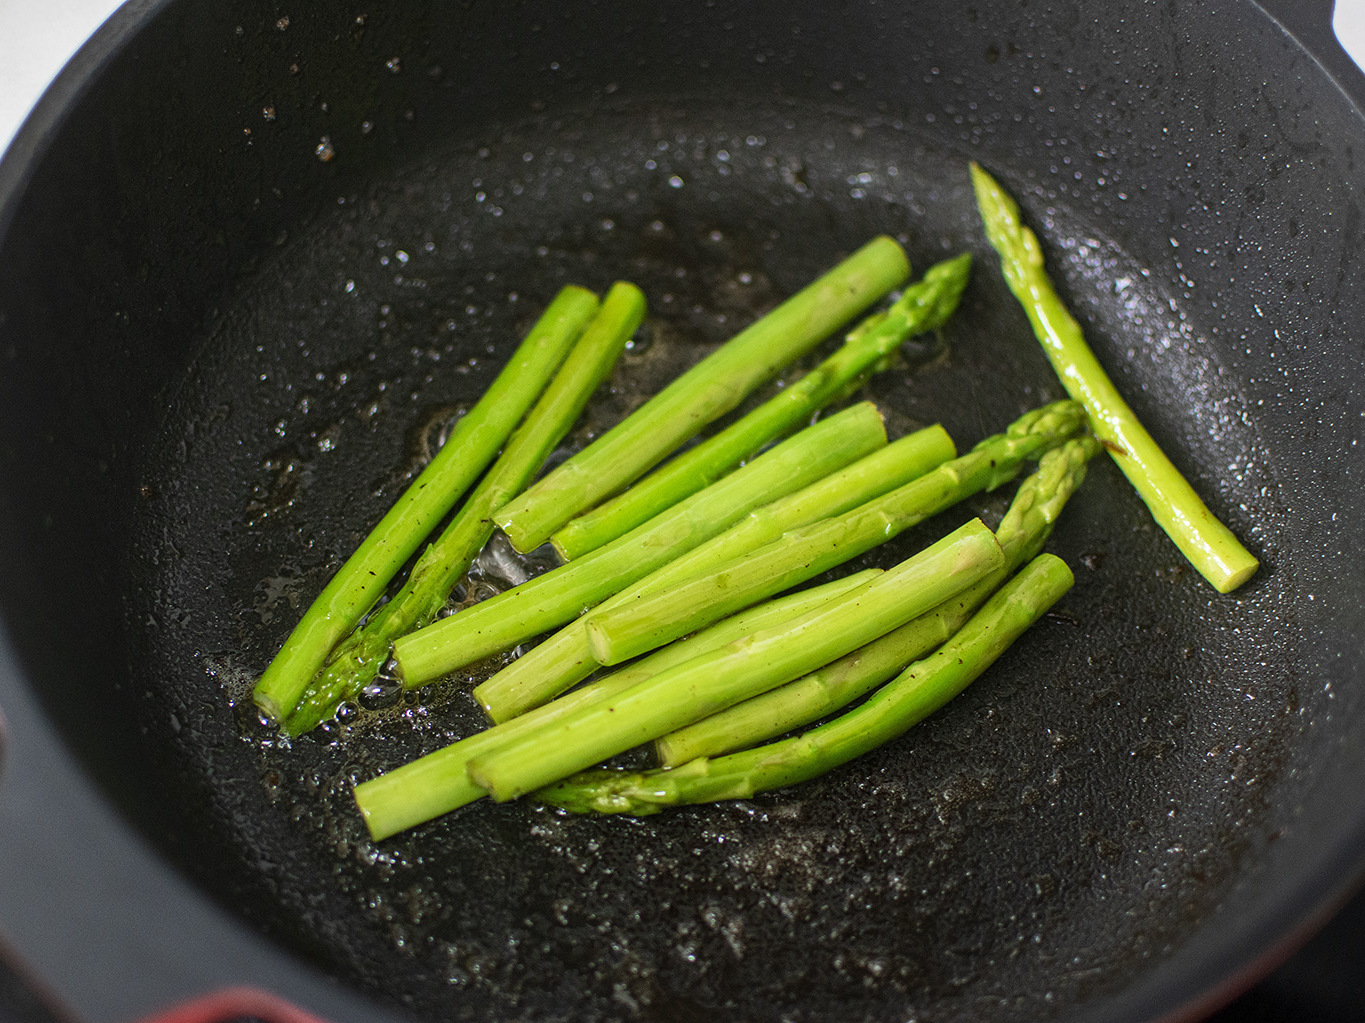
(2, 0), (1365, 157)
(0, 0), (126, 154)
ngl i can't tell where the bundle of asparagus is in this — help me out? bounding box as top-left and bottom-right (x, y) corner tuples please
(253, 239), (966, 731)
(251, 162), (1257, 841)
(355, 437), (1096, 839)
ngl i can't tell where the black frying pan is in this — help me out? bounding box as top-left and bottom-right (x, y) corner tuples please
(2, 1), (1364, 1021)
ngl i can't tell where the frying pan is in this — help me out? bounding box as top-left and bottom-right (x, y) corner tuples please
(1, 0), (1363, 1020)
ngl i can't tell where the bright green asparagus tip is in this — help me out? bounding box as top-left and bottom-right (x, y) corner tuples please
(969, 161), (1257, 593)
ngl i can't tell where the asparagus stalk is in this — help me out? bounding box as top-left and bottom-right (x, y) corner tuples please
(584, 400), (1086, 667)
(353, 571), (877, 839)
(466, 519), (1005, 802)
(495, 236), (912, 552)
(656, 435), (1100, 766)
(471, 425), (956, 723)
(251, 285), (601, 724)
(550, 254), (973, 560)
(391, 402), (890, 688)
(541, 554), (1074, 815)
(282, 283), (645, 735)
(969, 162), (1257, 593)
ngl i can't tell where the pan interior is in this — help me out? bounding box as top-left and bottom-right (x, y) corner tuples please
(119, 97), (1307, 1022)
(2, 1), (1362, 1021)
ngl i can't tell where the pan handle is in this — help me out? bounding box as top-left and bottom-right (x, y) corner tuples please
(134, 987), (335, 1023)
(1255, 0), (1365, 112)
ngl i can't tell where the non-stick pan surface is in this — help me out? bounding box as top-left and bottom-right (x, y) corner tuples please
(2, 2), (1364, 1022)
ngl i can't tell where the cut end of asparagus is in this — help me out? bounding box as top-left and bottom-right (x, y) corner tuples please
(583, 618), (611, 666)
(354, 783), (450, 843)
(1202, 544), (1260, 594)
(464, 756), (510, 803)
(253, 691), (287, 727)
(653, 734), (688, 769)
(353, 788), (389, 842)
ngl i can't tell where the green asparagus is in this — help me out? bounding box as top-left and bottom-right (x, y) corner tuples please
(471, 425), (957, 723)
(282, 282), (645, 735)
(391, 402), (890, 688)
(537, 552), (1074, 815)
(583, 400), (1085, 667)
(969, 162), (1257, 593)
(494, 237), (912, 552)
(657, 435), (1099, 765)
(550, 254), (972, 560)
(252, 285), (601, 724)
(466, 519), (1005, 802)
(352, 571), (877, 840)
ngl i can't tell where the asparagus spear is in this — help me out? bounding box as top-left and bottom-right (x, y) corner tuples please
(391, 402), (890, 688)
(494, 236), (912, 552)
(471, 425), (957, 723)
(282, 283), (646, 735)
(353, 571), (877, 840)
(538, 552), (1074, 815)
(583, 399), (1085, 667)
(466, 519), (1005, 803)
(969, 162), (1257, 593)
(657, 435), (1100, 766)
(550, 254), (972, 560)
(251, 285), (601, 724)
